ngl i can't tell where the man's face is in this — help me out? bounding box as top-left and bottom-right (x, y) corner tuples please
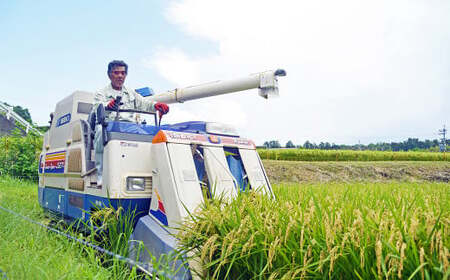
(109, 66), (127, 90)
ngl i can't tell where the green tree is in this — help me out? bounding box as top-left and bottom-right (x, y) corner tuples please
(0, 132), (42, 180)
(303, 140), (314, 149)
(286, 140), (295, 148)
(13, 105), (33, 124)
(265, 140), (281, 148)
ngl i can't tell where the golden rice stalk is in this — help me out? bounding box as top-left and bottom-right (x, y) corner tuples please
(409, 216), (419, 240)
(386, 257), (396, 279)
(268, 237), (280, 269)
(319, 250), (326, 273)
(334, 211), (343, 233)
(437, 231), (444, 264)
(284, 218), (295, 245)
(340, 232), (349, 251)
(114, 206), (123, 218)
(299, 225), (305, 251)
(443, 247), (449, 274)
(437, 232), (449, 275)
(398, 243), (406, 279)
(281, 268), (302, 280)
(225, 233), (237, 257)
(420, 247), (425, 280)
(200, 234), (219, 262)
(360, 249), (365, 268)
(376, 240), (382, 278)
(268, 271), (279, 280)
(328, 246), (339, 278)
(301, 245), (312, 279)
(388, 230), (395, 245)
(324, 215), (333, 252)
(240, 233), (255, 257)
(430, 231), (436, 253)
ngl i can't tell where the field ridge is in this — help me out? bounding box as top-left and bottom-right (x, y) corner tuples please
(263, 160), (450, 183)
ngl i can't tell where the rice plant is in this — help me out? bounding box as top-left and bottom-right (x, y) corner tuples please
(177, 182), (449, 279)
(258, 149), (449, 162)
(78, 203), (178, 279)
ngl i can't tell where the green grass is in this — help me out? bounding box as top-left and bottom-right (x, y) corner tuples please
(178, 182), (450, 279)
(0, 176), (182, 280)
(0, 177), (110, 279)
(258, 149), (449, 162)
(0, 177), (148, 279)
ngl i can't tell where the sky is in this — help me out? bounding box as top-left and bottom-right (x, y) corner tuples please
(1, 0), (449, 145)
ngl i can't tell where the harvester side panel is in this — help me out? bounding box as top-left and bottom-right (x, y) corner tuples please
(166, 143), (204, 221)
(102, 140), (153, 199)
(150, 143), (183, 226)
(239, 149), (273, 196)
(44, 175), (67, 189)
(203, 146), (237, 198)
(49, 91), (93, 149)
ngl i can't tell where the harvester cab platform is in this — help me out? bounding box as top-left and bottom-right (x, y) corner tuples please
(38, 69), (286, 279)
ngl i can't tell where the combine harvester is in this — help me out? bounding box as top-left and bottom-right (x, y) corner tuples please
(38, 69), (286, 279)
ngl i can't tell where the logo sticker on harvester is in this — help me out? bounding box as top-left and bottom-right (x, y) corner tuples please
(150, 189), (168, 226)
(208, 135), (221, 144)
(44, 151), (66, 173)
(56, 113), (71, 127)
(120, 141), (138, 148)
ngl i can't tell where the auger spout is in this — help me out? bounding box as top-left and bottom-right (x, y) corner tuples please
(147, 69), (287, 104)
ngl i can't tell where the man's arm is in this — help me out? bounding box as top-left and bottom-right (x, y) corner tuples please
(133, 91), (169, 117)
(133, 90), (157, 112)
(94, 88), (122, 111)
(93, 90), (111, 109)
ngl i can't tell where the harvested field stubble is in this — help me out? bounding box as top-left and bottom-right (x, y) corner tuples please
(263, 160), (450, 183)
(178, 183), (449, 279)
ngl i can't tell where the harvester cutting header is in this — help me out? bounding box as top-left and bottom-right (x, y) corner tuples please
(38, 62), (286, 279)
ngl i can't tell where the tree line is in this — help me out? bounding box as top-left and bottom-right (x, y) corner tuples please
(263, 138), (450, 152)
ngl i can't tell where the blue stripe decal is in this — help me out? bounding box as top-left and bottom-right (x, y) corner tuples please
(38, 155), (43, 174)
(150, 209), (168, 226)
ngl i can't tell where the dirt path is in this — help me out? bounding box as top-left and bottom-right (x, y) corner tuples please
(262, 160), (450, 184)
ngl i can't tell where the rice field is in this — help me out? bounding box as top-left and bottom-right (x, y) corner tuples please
(178, 182), (450, 279)
(258, 149), (449, 162)
(1, 177), (448, 279)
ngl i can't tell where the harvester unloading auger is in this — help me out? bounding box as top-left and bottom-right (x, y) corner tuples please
(38, 69), (286, 279)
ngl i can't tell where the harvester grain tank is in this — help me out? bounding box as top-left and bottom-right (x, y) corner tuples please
(38, 69), (286, 279)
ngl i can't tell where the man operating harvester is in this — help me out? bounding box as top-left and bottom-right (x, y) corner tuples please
(93, 60), (169, 185)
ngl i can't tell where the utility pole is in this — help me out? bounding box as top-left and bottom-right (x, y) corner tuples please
(438, 125), (447, 152)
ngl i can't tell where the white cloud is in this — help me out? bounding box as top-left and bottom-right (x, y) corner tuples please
(144, 48), (201, 87)
(148, 0), (450, 144)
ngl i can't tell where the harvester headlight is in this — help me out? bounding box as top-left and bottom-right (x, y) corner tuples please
(126, 177), (145, 191)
